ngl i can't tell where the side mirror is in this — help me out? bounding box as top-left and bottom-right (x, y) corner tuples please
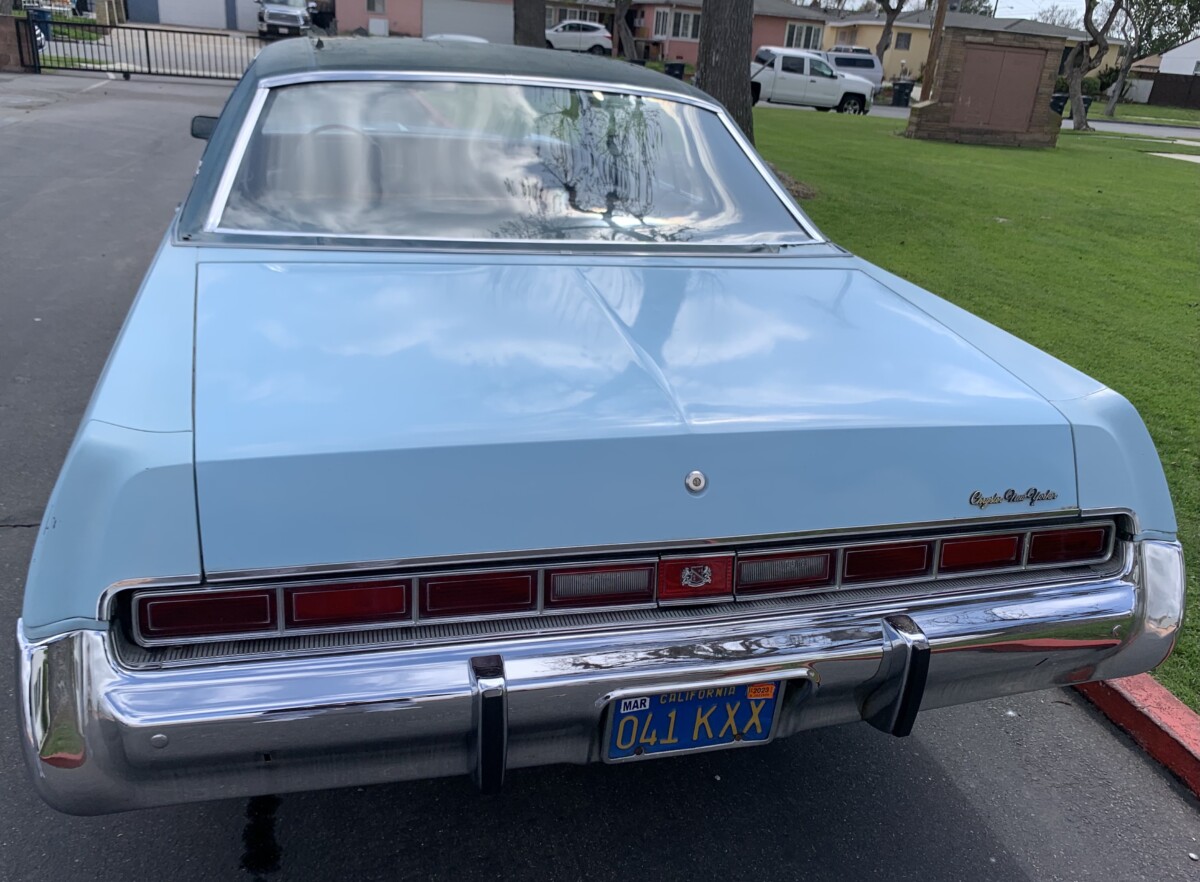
(191, 115), (218, 141)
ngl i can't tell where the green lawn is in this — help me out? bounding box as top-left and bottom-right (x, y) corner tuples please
(1098, 103), (1200, 129)
(755, 109), (1200, 709)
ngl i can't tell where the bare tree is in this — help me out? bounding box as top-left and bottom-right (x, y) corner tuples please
(612, 0), (634, 57)
(513, 0), (548, 48)
(1033, 3), (1084, 28)
(874, 0), (910, 63)
(1103, 0), (1200, 115)
(696, 0), (756, 143)
(1062, 0), (1123, 131)
(952, 0), (995, 14)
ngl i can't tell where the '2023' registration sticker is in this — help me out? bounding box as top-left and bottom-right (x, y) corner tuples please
(607, 682), (781, 761)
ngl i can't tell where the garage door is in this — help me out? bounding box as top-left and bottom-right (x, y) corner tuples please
(422, 0), (513, 44)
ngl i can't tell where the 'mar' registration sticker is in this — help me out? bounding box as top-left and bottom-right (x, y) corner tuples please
(619, 697), (650, 714)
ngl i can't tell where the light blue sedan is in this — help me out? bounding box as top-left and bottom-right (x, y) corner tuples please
(17, 37), (1184, 814)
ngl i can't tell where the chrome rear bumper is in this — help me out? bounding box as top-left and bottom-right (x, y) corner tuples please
(17, 540), (1184, 815)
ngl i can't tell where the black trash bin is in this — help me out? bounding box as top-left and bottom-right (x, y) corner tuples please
(29, 8), (53, 45)
(891, 80), (915, 107)
(1050, 93), (1093, 116)
(664, 62), (686, 79)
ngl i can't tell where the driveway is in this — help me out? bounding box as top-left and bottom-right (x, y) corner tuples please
(2, 72), (1199, 882)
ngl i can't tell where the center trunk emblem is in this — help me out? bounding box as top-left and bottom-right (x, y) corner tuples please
(685, 470), (707, 493)
(680, 566), (713, 588)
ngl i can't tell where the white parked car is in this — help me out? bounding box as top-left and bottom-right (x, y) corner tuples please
(545, 20), (613, 54)
(815, 49), (884, 94)
(750, 47), (874, 114)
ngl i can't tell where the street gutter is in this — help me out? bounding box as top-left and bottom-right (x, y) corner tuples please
(1076, 676), (1200, 799)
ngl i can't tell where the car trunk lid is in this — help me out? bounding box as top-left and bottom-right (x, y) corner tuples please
(193, 260), (1077, 575)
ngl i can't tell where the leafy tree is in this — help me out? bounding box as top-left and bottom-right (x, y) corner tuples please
(513, 0), (547, 47)
(1103, 0), (1200, 115)
(696, 0), (756, 143)
(1062, 0), (1123, 131)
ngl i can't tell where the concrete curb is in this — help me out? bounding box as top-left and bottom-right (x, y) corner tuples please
(1076, 675), (1200, 799)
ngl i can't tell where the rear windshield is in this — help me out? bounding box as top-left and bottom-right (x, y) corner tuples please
(217, 80), (809, 245)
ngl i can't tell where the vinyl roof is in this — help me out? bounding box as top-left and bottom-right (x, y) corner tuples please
(245, 36), (711, 101)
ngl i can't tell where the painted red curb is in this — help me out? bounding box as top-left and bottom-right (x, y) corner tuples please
(1076, 675), (1200, 798)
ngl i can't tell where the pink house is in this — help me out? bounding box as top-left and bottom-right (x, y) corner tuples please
(633, 0), (827, 64)
(336, 0), (828, 62)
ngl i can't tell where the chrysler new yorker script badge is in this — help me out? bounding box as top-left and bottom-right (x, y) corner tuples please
(969, 488), (1059, 510)
(680, 566), (713, 588)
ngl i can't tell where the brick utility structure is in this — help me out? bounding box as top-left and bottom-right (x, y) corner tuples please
(0, 16), (28, 74)
(907, 23), (1064, 147)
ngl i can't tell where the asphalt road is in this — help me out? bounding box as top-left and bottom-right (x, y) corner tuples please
(2, 72), (1199, 882)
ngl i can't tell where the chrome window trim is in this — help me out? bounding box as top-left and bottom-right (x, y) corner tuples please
(201, 70), (825, 244)
(204, 85), (269, 233)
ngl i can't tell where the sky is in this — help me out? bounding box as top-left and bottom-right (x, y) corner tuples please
(991, 0), (1077, 19)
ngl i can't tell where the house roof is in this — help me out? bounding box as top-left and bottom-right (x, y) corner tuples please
(828, 10), (1124, 44)
(635, 0), (829, 19)
(244, 36), (710, 101)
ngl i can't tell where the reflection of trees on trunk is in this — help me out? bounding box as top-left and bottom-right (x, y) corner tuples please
(495, 91), (696, 243)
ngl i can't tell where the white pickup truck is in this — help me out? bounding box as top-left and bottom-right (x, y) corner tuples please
(750, 46), (874, 115)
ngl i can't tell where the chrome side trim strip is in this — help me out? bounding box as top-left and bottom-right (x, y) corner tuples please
(201, 510), (1090, 585)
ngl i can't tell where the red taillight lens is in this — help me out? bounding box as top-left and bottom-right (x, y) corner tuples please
(657, 554), (734, 603)
(939, 534), (1023, 573)
(136, 589), (277, 640)
(843, 542), (932, 583)
(545, 564), (656, 609)
(418, 571), (538, 618)
(285, 579), (410, 628)
(1028, 526), (1110, 565)
(737, 550), (834, 595)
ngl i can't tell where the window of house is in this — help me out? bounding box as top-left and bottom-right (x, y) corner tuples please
(671, 11), (700, 40)
(366, 0), (384, 12)
(895, 32), (911, 50)
(785, 22), (822, 50)
(546, 7), (556, 28)
(653, 9), (669, 37)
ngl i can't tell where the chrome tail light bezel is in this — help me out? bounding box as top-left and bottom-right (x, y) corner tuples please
(121, 519), (1118, 649)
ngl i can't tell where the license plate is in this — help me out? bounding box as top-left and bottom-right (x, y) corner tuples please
(606, 681), (782, 761)
(273, 25), (284, 33)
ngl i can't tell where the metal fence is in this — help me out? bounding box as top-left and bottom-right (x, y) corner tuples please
(15, 15), (261, 80)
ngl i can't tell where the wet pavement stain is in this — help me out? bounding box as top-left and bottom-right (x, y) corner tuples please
(240, 795), (282, 880)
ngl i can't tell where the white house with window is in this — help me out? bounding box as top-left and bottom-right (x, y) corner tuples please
(1158, 36), (1200, 76)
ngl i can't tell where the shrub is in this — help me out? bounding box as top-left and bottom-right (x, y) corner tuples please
(1055, 75), (1069, 93)
(1081, 77), (1102, 97)
(1097, 66), (1121, 92)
